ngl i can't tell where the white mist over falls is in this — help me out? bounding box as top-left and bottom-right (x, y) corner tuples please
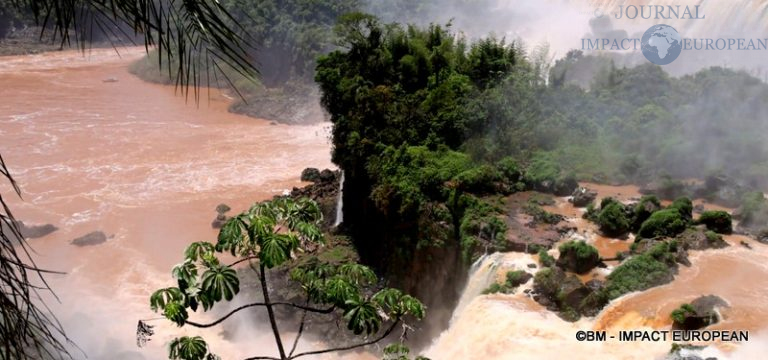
(2, 0), (768, 359)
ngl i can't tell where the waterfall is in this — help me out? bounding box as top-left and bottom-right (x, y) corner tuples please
(333, 171), (344, 227)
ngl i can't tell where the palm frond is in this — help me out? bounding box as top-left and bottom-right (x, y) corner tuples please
(1, 154), (78, 359)
(13, 0), (259, 96)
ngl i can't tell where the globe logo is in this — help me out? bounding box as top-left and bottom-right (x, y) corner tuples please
(641, 24), (682, 65)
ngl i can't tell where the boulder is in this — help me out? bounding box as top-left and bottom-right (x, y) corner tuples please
(671, 295), (729, 331)
(1, 220), (58, 243)
(319, 169), (336, 182)
(300, 168), (321, 183)
(677, 227), (729, 251)
(554, 176), (579, 197)
(211, 213), (229, 229)
(71, 231), (108, 247)
(570, 187), (597, 207)
(215, 203), (231, 214)
(18, 221), (58, 238)
(556, 241), (600, 274)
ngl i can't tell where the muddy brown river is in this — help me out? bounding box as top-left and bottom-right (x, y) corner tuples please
(0, 48), (333, 359)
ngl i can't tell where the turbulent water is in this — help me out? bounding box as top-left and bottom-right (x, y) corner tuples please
(0, 48), (334, 359)
(426, 184), (768, 360)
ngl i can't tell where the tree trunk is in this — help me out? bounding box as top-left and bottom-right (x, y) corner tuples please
(259, 263), (287, 359)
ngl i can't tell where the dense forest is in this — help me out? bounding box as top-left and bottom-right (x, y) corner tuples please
(311, 9), (768, 339)
(134, 4), (768, 348)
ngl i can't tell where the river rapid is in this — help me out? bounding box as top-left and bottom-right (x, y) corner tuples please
(426, 184), (768, 360)
(0, 48), (334, 359)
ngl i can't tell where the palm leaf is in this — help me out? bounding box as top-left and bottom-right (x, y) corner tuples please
(200, 265), (239, 302)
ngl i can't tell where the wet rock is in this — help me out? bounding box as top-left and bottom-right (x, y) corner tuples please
(740, 241), (753, 250)
(677, 227), (729, 251)
(585, 279), (604, 292)
(559, 275), (591, 311)
(693, 204), (705, 214)
(319, 169), (336, 182)
(666, 344), (713, 360)
(527, 263), (537, 269)
(215, 203), (231, 214)
(288, 169), (340, 230)
(1, 220), (58, 242)
(18, 221), (58, 238)
(570, 187), (597, 207)
(212, 204), (232, 229)
(71, 231), (108, 246)
(211, 213), (229, 229)
(672, 295), (729, 331)
(300, 168), (321, 183)
(556, 241), (600, 274)
(554, 175), (579, 197)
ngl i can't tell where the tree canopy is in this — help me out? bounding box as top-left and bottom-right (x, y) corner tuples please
(144, 197), (426, 360)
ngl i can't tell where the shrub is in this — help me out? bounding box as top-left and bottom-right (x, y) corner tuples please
(632, 195), (661, 230)
(496, 157), (523, 184)
(697, 211), (733, 234)
(538, 249), (556, 267)
(454, 164), (501, 194)
(669, 197), (693, 221)
(670, 303), (696, 324)
(533, 268), (562, 297)
(483, 270), (531, 294)
(739, 191), (768, 227)
(525, 153), (560, 187)
(597, 200), (630, 237)
(602, 242), (676, 299)
(505, 270), (530, 287)
(637, 208), (688, 239)
(482, 283), (505, 295)
(523, 203), (563, 224)
(557, 240), (600, 274)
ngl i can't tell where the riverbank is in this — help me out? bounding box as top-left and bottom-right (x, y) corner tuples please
(0, 27), (61, 56)
(128, 51), (328, 125)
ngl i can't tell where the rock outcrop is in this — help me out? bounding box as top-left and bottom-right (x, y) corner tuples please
(211, 203), (232, 229)
(570, 187), (597, 207)
(671, 295), (729, 330)
(71, 231), (108, 246)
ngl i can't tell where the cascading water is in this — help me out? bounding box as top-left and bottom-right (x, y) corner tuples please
(334, 171), (345, 227)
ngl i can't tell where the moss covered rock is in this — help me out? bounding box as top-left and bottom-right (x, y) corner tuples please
(597, 198), (631, 237)
(638, 208), (688, 239)
(697, 211), (733, 234)
(556, 240), (600, 274)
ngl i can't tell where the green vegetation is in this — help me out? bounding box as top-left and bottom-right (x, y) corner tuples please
(669, 197), (694, 221)
(596, 198), (630, 237)
(739, 191), (768, 228)
(557, 240), (600, 274)
(145, 198), (425, 360)
(697, 211), (733, 234)
(602, 242), (676, 300)
(632, 195), (661, 230)
(522, 202), (562, 225)
(538, 250), (556, 268)
(533, 268), (561, 297)
(483, 270), (531, 294)
(637, 209), (689, 239)
(671, 304), (696, 324)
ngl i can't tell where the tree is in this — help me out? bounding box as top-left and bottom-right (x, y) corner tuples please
(2, 2), (259, 359)
(142, 197), (426, 360)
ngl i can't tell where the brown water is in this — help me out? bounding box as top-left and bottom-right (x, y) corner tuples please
(0, 49), (334, 359)
(427, 184), (768, 359)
